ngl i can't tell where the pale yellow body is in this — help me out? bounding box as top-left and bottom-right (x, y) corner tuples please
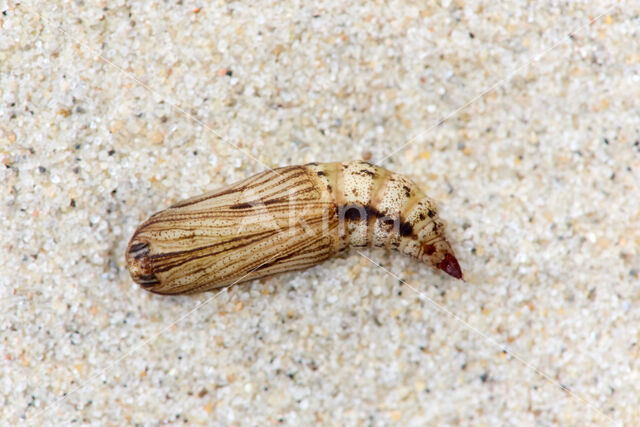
(126, 161), (462, 294)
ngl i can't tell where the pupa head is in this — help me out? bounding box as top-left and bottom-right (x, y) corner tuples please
(125, 238), (161, 289)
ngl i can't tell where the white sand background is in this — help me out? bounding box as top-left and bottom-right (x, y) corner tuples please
(2, 0), (639, 425)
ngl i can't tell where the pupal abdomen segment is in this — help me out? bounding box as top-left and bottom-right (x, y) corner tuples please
(126, 161), (462, 295)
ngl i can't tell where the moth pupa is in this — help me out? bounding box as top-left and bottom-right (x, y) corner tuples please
(126, 161), (463, 294)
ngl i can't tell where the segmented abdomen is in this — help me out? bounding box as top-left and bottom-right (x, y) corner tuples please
(307, 162), (460, 275)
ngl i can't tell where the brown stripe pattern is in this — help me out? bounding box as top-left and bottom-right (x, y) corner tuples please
(126, 161), (462, 295)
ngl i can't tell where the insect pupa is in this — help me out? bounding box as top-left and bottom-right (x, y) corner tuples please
(126, 161), (463, 294)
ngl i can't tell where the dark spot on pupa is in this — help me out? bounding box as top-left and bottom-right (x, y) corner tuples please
(262, 198), (288, 206)
(424, 244), (436, 255)
(418, 213), (426, 221)
(399, 222), (413, 237)
(326, 184), (332, 192)
(403, 185), (411, 197)
(352, 188), (358, 196)
(129, 241), (149, 256)
(380, 216), (396, 232)
(230, 202), (253, 209)
(341, 205), (366, 221)
(316, 171), (326, 176)
(360, 169), (376, 177)
(339, 204), (387, 222)
(427, 209), (436, 218)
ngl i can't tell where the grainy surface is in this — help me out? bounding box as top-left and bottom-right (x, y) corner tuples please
(2, 0), (640, 425)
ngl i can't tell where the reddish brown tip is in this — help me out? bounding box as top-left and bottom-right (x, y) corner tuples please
(436, 253), (463, 280)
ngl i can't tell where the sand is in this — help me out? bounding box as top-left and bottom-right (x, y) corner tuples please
(2, 0), (639, 424)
